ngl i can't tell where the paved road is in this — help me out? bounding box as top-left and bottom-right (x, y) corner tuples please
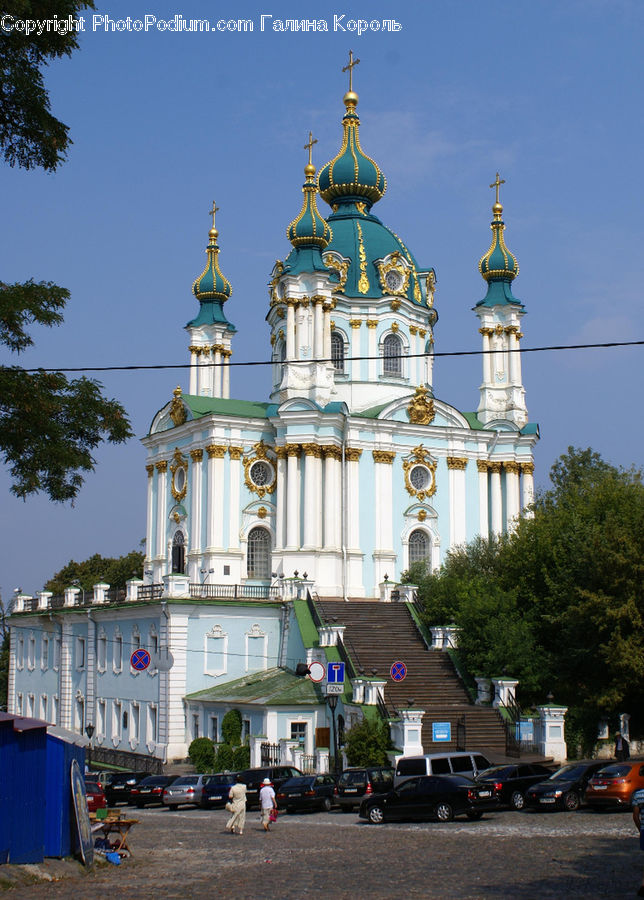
(6, 806), (643, 899)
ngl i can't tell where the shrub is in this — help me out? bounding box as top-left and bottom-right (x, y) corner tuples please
(188, 737), (215, 772)
(344, 717), (390, 766)
(214, 743), (235, 771)
(221, 709), (243, 745)
(232, 744), (250, 770)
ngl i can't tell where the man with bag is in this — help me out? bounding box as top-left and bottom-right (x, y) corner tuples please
(259, 777), (278, 832)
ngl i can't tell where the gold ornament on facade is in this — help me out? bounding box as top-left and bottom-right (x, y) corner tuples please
(446, 457), (468, 470)
(391, 322), (399, 332)
(356, 222), (370, 294)
(170, 448), (188, 502)
(274, 446), (288, 460)
(503, 461), (521, 474)
(190, 449), (204, 463)
(349, 318), (362, 329)
(407, 386), (435, 425)
(418, 328), (426, 338)
(366, 319), (378, 329)
(322, 253), (349, 291)
(146, 464), (154, 478)
(426, 271), (436, 307)
(228, 447), (244, 460)
(476, 459), (490, 472)
(172, 511), (182, 525)
(494, 324), (504, 335)
(403, 445), (437, 500)
(409, 325), (418, 335)
(377, 252), (410, 297)
(276, 307), (285, 318)
(345, 448), (363, 462)
(286, 443), (302, 457)
(488, 461), (503, 473)
(278, 329), (284, 340)
(155, 460), (168, 473)
(355, 201), (367, 215)
(243, 440), (277, 499)
(372, 450), (396, 464)
(206, 444), (227, 458)
(520, 461), (535, 474)
(212, 343), (224, 353)
(169, 386), (187, 427)
(479, 327), (494, 337)
(390, 299), (401, 312)
(322, 445), (343, 461)
(417, 509), (427, 522)
(302, 443), (323, 458)
(257, 506), (268, 519)
(270, 334), (276, 346)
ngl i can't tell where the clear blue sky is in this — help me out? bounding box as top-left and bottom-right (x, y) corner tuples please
(1, 0), (643, 599)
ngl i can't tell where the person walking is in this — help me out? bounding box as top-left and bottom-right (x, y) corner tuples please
(615, 731), (631, 761)
(226, 775), (247, 835)
(632, 788), (644, 897)
(259, 777), (277, 832)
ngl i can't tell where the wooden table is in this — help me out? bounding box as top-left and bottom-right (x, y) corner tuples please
(90, 814), (139, 856)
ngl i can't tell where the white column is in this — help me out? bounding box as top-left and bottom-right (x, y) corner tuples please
(481, 328), (493, 384)
(504, 461), (521, 528)
(323, 448), (341, 549)
(313, 298), (324, 359)
(373, 451), (395, 553)
(190, 449), (203, 554)
(206, 445), (226, 549)
(286, 301), (296, 360)
(286, 445), (301, 549)
(275, 449), (287, 551)
(145, 464), (155, 561)
(197, 348), (207, 395)
(155, 461), (168, 558)
(59, 620), (73, 730)
(323, 305), (332, 359)
(447, 458), (467, 547)
(189, 346), (198, 395)
(302, 445), (322, 549)
(521, 461), (535, 515)
(212, 345), (223, 398)
(228, 448), (242, 550)
(477, 460), (490, 539)
(346, 449), (362, 549)
(489, 462), (503, 535)
(367, 321), (378, 382)
(222, 349), (231, 399)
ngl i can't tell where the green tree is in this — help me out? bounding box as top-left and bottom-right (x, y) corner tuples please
(343, 716), (390, 766)
(188, 737), (215, 772)
(221, 709), (243, 746)
(214, 743), (234, 771)
(1, 0), (132, 501)
(44, 549), (144, 596)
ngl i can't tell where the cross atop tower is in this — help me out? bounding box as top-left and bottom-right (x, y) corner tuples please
(489, 172), (505, 205)
(209, 201), (220, 229)
(342, 49), (360, 92)
(304, 131), (318, 166)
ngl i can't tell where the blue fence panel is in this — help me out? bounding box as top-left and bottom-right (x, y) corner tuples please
(45, 735), (85, 858)
(0, 717), (47, 864)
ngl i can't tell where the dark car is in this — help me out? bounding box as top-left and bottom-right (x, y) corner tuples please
(359, 774), (499, 824)
(130, 775), (179, 808)
(475, 763), (553, 810)
(525, 761), (607, 811)
(276, 775), (337, 813)
(237, 766), (303, 808)
(335, 766), (395, 811)
(104, 771), (150, 805)
(84, 776), (107, 813)
(200, 773), (238, 809)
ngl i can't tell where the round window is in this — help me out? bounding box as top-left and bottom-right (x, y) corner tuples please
(250, 461), (273, 487)
(174, 467), (186, 492)
(385, 269), (404, 292)
(410, 465), (430, 491)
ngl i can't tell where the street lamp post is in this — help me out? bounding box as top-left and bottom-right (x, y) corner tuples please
(85, 723), (95, 771)
(327, 694), (340, 775)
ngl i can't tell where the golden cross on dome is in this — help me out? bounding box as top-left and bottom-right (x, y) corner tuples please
(304, 131), (318, 166)
(342, 49), (360, 91)
(489, 172), (505, 205)
(209, 201), (220, 229)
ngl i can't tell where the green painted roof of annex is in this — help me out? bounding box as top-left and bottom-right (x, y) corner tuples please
(185, 666), (322, 706)
(476, 177), (523, 310)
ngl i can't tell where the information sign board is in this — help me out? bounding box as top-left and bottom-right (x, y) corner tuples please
(432, 722), (451, 743)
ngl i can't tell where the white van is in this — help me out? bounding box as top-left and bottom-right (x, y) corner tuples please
(394, 751), (492, 786)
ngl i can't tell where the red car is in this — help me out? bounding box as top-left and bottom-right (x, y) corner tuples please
(84, 776), (107, 813)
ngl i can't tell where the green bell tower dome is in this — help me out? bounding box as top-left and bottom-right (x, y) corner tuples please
(476, 173), (522, 309)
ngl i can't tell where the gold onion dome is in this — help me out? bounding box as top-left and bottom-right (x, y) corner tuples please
(287, 140), (332, 250)
(192, 214), (232, 302)
(478, 186), (519, 282)
(318, 89), (387, 209)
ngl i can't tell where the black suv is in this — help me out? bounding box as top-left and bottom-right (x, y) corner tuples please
(237, 766), (302, 808)
(335, 766), (395, 811)
(104, 771), (151, 805)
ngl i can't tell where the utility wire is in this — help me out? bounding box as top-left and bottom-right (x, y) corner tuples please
(9, 339), (644, 375)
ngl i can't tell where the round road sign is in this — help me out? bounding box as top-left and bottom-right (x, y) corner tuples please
(390, 661), (407, 682)
(131, 648), (151, 671)
(308, 661), (326, 683)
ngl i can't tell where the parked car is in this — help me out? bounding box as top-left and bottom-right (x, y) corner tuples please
(394, 752), (492, 787)
(359, 774), (499, 824)
(104, 771), (151, 805)
(162, 774), (214, 809)
(84, 776), (107, 813)
(475, 763), (553, 810)
(276, 775), (337, 813)
(236, 766), (303, 808)
(525, 761), (607, 811)
(584, 761), (644, 810)
(200, 773), (238, 809)
(335, 766), (395, 811)
(130, 775), (179, 808)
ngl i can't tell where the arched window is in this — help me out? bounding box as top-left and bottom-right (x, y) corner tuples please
(247, 527), (271, 579)
(383, 333), (403, 377)
(409, 529), (430, 566)
(331, 331), (345, 373)
(279, 340), (286, 379)
(171, 531), (186, 574)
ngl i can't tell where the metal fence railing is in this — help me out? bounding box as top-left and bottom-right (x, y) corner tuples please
(137, 584), (164, 601)
(260, 741), (281, 766)
(300, 754), (316, 774)
(90, 745), (163, 774)
(190, 584), (281, 601)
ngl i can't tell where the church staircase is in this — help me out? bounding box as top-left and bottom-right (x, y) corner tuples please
(315, 598), (509, 758)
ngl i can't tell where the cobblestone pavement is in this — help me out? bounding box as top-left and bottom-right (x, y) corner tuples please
(5, 806), (643, 899)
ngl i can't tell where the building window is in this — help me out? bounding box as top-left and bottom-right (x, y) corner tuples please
(172, 530), (186, 574)
(27, 693), (35, 716)
(290, 721), (307, 747)
(40, 694), (48, 721)
(17, 634), (24, 670)
(27, 633), (35, 670)
(245, 623), (268, 672)
(52, 695), (59, 725)
(41, 635), (49, 671)
(113, 701), (122, 742)
(131, 703), (140, 744)
(209, 716), (219, 743)
(192, 713), (200, 740)
(242, 718), (251, 742)
(74, 694), (84, 734)
(409, 529), (430, 566)
(54, 636), (61, 671)
(148, 704), (158, 744)
(76, 637), (86, 670)
(247, 527), (271, 579)
(113, 633), (123, 673)
(383, 333), (403, 376)
(16, 693), (23, 714)
(331, 331), (345, 373)
(98, 699), (106, 740)
(97, 631), (107, 671)
(205, 625), (228, 677)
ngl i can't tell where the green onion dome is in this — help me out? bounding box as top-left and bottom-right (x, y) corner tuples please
(287, 162), (333, 249)
(192, 226), (232, 302)
(478, 201), (519, 282)
(318, 92), (387, 210)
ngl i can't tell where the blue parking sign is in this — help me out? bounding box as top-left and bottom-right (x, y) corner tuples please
(327, 662), (345, 684)
(432, 722), (451, 742)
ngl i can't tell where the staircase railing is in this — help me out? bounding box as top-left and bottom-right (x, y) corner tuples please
(335, 636), (358, 681)
(305, 590), (324, 630)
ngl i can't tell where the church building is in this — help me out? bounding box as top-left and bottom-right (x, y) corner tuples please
(7, 64), (539, 766)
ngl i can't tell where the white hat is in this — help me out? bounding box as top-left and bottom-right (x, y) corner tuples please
(262, 778), (272, 785)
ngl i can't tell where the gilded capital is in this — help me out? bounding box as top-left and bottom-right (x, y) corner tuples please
(366, 319), (379, 329)
(349, 319), (362, 329)
(372, 450), (396, 464)
(274, 446), (288, 460)
(503, 460), (521, 474)
(409, 325), (418, 335)
(190, 449), (204, 463)
(345, 448), (363, 462)
(520, 461), (535, 474)
(322, 445), (342, 461)
(446, 456), (468, 470)
(286, 443), (302, 458)
(146, 464), (154, 478)
(206, 444), (227, 459)
(418, 328), (427, 338)
(302, 443), (323, 458)
(212, 343), (224, 353)
(488, 461), (503, 474)
(228, 447), (244, 460)
(479, 327), (494, 337)
(476, 459), (490, 473)
(221, 349), (232, 358)
(155, 461), (168, 473)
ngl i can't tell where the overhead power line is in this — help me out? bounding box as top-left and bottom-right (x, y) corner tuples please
(10, 339), (644, 375)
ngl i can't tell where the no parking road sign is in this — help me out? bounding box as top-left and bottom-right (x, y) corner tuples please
(390, 661), (407, 682)
(130, 648), (151, 671)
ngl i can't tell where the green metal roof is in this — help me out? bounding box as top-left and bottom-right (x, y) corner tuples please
(185, 666), (322, 706)
(183, 395), (274, 420)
